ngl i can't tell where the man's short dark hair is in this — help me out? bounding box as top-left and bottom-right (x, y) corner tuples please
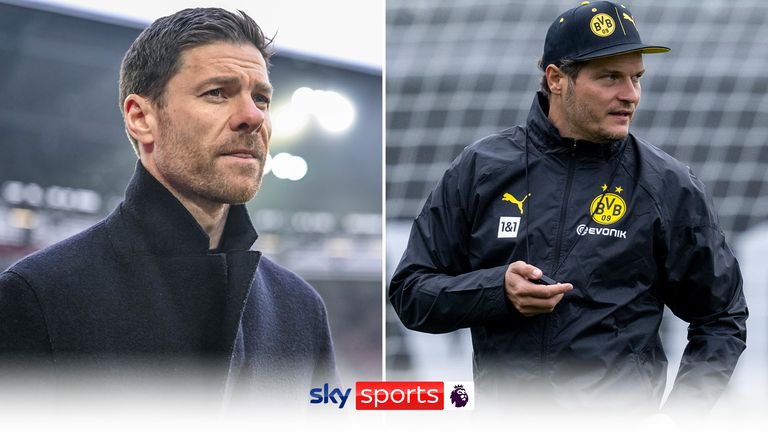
(119, 8), (274, 154)
(538, 58), (585, 97)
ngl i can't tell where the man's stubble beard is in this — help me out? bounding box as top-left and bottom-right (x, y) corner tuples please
(563, 81), (629, 144)
(154, 110), (266, 205)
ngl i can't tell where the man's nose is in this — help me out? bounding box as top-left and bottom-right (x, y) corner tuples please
(618, 78), (640, 104)
(229, 97), (266, 134)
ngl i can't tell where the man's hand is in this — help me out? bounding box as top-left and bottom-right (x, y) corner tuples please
(505, 261), (573, 317)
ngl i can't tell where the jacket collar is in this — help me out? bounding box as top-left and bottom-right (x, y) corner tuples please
(120, 161), (259, 255)
(526, 91), (627, 159)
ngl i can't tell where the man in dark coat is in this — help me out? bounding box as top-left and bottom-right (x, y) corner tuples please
(0, 8), (337, 406)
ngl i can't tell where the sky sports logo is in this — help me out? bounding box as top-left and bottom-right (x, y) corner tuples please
(309, 381), (474, 410)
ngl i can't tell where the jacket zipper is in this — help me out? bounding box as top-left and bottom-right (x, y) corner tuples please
(541, 142), (577, 366)
(551, 144), (577, 274)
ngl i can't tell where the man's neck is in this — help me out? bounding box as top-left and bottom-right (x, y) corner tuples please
(182, 199), (230, 250)
(546, 95), (572, 140)
(140, 162), (230, 250)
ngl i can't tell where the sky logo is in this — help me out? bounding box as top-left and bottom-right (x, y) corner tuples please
(309, 383), (352, 409)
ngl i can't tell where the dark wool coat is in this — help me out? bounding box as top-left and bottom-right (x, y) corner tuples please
(0, 162), (337, 404)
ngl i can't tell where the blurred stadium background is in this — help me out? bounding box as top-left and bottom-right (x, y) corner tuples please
(386, 0), (767, 411)
(0, 1), (382, 385)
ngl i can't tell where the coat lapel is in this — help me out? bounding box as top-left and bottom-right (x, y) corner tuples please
(107, 161), (263, 384)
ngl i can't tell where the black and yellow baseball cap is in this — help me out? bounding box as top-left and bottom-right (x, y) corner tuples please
(541, 1), (670, 69)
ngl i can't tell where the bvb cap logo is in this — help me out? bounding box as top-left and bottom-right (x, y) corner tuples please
(590, 184), (626, 225)
(590, 13), (615, 37)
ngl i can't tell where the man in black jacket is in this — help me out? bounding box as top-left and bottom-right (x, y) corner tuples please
(390, 1), (747, 413)
(0, 8), (336, 406)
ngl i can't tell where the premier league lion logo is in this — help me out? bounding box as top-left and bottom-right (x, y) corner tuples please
(450, 384), (469, 408)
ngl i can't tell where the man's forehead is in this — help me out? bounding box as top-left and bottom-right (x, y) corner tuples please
(583, 52), (644, 71)
(177, 42), (268, 75)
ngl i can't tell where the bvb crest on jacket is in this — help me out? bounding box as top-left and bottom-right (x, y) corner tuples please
(590, 184), (627, 225)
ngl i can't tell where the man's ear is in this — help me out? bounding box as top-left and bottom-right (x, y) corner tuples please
(124, 94), (157, 154)
(545, 65), (566, 96)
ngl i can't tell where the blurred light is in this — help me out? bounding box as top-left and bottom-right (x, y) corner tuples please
(270, 102), (310, 139)
(275, 87), (356, 136)
(10, 208), (36, 230)
(326, 237), (354, 258)
(44, 186), (101, 213)
(24, 183), (44, 206)
(292, 87), (316, 107)
(263, 153), (273, 175)
(4, 181), (45, 206)
(314, 90), (356, 133)
(271, 152), (308, 181)
(252, 209), (285, 231)
(342, 213), (383, 235)
(291, 211), (336, 233)
(270, 153), (290, 179)
(2, 181), (101, 213)
(255, 233), (280, 254)
(288, 156), (308, 181)
(2, 181), (24, 204)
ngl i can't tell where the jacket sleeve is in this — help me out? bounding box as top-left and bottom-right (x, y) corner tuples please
(388, 148), (515, 334)
(658, 171), (747, 412)
(0, 271), (54, 364)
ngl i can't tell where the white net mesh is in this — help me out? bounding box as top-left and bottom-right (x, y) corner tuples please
(387, 0), (768, 237)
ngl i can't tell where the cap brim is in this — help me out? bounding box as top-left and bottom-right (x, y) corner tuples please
(573, 43), (670, 62)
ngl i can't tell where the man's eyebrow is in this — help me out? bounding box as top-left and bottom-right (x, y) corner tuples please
(196, 76), (273, 94)
(596, 68), (646, 75)
(197, 76), (239, 89)
(252, 82), (274, 94)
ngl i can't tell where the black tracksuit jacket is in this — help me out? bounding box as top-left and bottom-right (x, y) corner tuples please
(389, 92), (747, 410)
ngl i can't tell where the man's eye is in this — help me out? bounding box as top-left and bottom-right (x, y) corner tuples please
(254, 94), (271, 105)
(205, 88), (223, 97)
